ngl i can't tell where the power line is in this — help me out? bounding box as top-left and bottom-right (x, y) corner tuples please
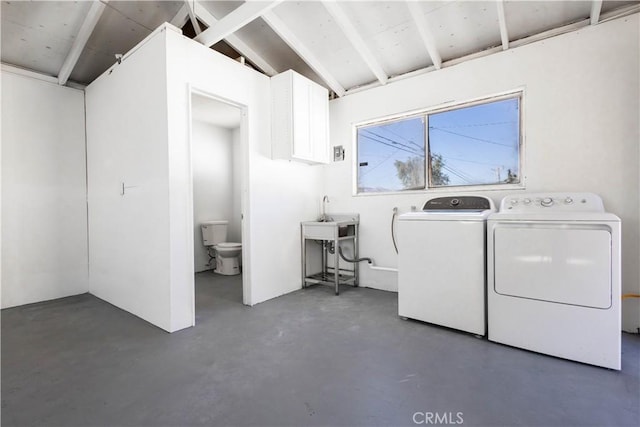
(429, 127), (515, 148)
(360, 134), (421, 156)
(439, 155), (504, 166)
(444, 164), (475, 183)
(360, 148), (402, 178)
(431, 120), (517, 129)
(359, 134), (423, 157)
(362, 130), (425, 154)
(379, 125), (425, 152)
(441, 164), (474, 184)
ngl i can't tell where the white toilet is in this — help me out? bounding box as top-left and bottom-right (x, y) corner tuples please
(201, 220), (242, 275)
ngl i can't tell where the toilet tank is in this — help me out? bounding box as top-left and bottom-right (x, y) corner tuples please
(201, 220), (228, 246)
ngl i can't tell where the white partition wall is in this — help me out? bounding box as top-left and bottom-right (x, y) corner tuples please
(85, 25), (323, 332)
(1, 71), (88, 308)
(85, 28), (173, 331)
(325, 15), (640, 332)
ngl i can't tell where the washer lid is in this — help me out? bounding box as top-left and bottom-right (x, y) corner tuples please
(423, 195), (494, 211)
(399, 195), (496, 221)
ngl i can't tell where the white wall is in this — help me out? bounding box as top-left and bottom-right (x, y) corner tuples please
(192, 121), (234, 272)
(165, 28), (324, 330)
(326, 15), (640, 332)
(1, 71), (88, 308)
(85, 28), (172, 331)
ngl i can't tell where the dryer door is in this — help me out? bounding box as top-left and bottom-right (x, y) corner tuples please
(493, 224), (611, 308)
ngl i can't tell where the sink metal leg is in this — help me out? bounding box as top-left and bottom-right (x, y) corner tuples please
(334, 239), (340, 295)
(322, 241), (327, 277)
(354, 223), (359, 287)
(301, 226), (306, 289)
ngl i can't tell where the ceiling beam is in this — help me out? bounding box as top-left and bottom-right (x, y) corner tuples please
(322, 1), (387, 85)
(262, 10), (346, 97)
(192, 2), (278, 76)
(345, 3), (640, 97)
(194, 1), (283, 47)
(496, 0), (509, 50)
(184, 0), (202, 35)
(406, 1), (442, 70)
(590, 0), (603, 25)
(58, 0), (107, 85)
(170, 4), (189, 29)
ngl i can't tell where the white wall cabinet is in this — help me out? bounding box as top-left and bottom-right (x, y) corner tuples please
(271, 70), (330, 164)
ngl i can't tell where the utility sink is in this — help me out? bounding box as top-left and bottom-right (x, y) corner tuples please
(301, 213), (359, 240)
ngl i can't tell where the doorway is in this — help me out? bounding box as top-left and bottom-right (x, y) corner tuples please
(188, 89), (248, 322)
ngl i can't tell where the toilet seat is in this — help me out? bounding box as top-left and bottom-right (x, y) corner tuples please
(213, 242), (242, 275)
(215, 242), (241, 250)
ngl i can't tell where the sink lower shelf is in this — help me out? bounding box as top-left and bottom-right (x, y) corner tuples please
(304, 271), (356, 286)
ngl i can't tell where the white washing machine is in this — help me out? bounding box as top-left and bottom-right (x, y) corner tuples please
(398, 196), (496, 335)
(487, 193), (621, 370)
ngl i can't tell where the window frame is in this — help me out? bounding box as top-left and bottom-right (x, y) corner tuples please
(353, 89), (525, 196)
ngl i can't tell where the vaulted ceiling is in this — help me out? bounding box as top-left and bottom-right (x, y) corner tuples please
(2, 1), (638, 96)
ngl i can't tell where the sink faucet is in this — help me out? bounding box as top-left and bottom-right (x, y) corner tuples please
(321, 195), (330, 221)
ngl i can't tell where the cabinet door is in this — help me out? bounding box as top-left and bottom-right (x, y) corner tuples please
(291, 76), (313, 160)
(309, 83), (329, 164)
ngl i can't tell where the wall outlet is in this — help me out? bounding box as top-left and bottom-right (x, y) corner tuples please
(333, 145), (345, 161)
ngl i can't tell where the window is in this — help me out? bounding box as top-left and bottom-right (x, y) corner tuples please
(356, 93), (522, 193)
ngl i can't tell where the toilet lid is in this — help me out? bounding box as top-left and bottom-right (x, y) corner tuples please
(216, 242), (241, 249)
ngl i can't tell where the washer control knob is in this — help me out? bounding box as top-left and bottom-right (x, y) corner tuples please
(510, 199), (518, 205)
(541, 197), (554, 207)
(564, 197), (573, 204)
(450, 198), (460, 206)
(523, 198), (532, 205)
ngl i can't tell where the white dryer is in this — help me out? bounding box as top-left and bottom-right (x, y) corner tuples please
(398, 196), (495, 335)
(487, 193), (621, 370)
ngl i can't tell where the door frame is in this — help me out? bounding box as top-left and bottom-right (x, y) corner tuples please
(186, 85), (252, 323)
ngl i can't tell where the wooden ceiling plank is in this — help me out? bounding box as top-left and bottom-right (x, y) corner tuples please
(322, 1), (388, 85)
(406, 1), (442, 70)
(194, 1), (283, 47)
(193, 2), (279, 76)
(57, 0), (107, 85)
(496, 0), (509, 50)
(262, 10), (346, 97)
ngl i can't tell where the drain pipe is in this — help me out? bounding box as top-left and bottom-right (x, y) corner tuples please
(368, 263), (398, 273)
(331, 245), (399, 272)
(328, 207), (403, 273)
(367, 206), (400, 273)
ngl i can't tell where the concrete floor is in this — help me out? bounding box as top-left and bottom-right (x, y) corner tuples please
(2, 272), (639, 427)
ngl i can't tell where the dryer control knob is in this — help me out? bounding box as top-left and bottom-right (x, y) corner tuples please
(510, 199), (518, 205)
(564, 197), (573, 204)
(523, 198), (532, 205)
(541, 197), (554, 207)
